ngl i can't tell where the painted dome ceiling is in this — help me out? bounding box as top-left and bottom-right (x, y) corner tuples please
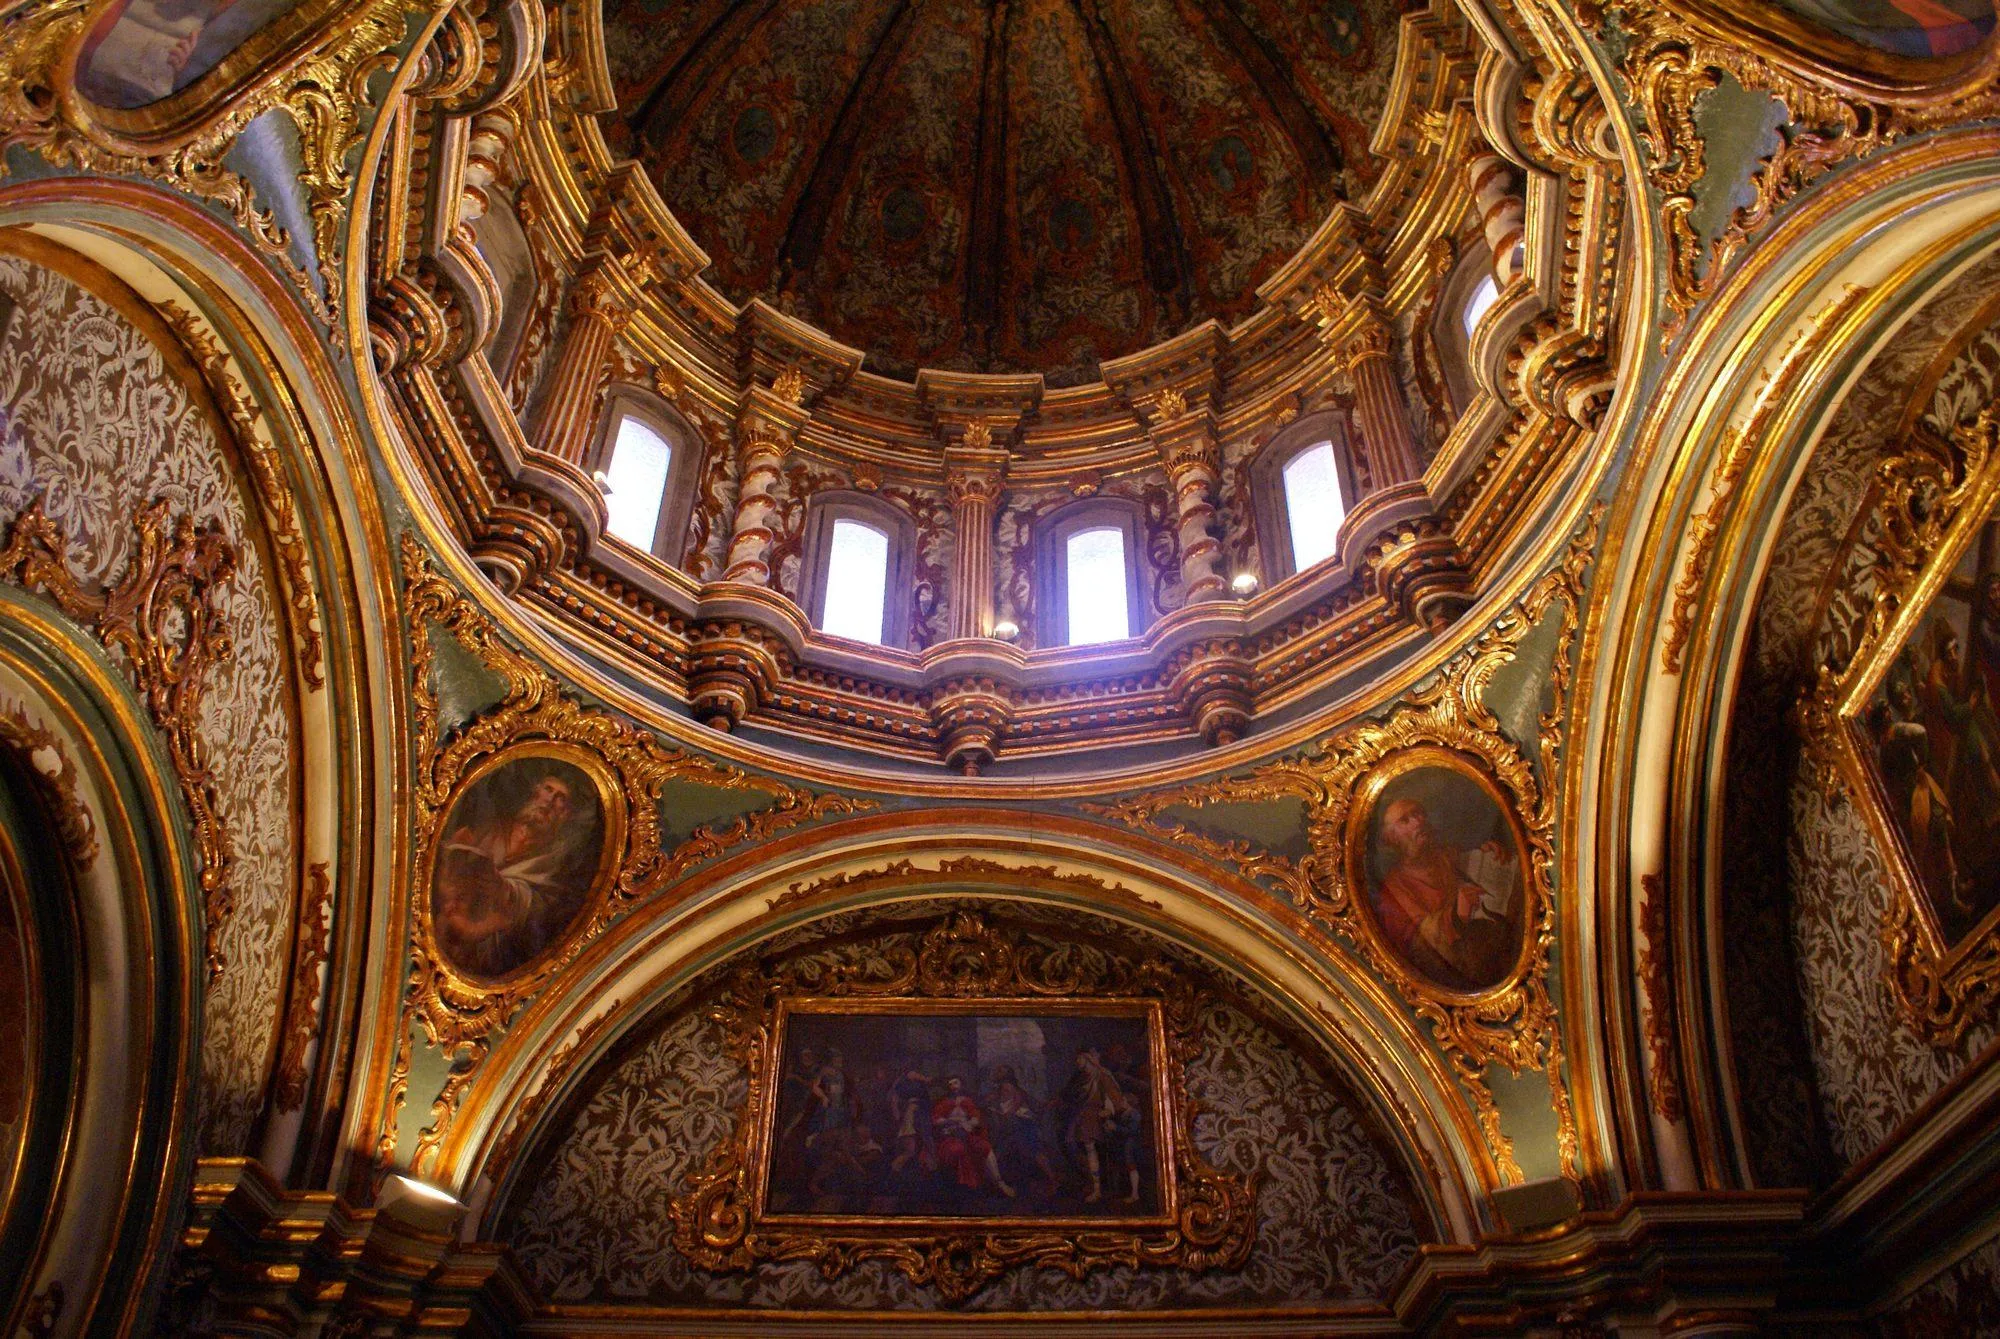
(600, 0), (1402, 385)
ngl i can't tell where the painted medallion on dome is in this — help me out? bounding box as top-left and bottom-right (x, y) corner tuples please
(75, 0), (303, 108)
(430, 747), (615, 981)
(1351, 750), (1530, 995)
(1765, 0), (1995, 57)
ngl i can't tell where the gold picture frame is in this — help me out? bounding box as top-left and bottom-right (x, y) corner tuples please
(1344, 745), (1536, 1003)
(1803, 405), (2000, 1045)
(671, 912), (1257, 1302)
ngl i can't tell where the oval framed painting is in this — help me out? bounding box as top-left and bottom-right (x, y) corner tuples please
(1343, 745), (1533, 999)
(425, 742), (624, 984)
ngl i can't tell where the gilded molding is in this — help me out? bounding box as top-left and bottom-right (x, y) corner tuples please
(1799, 399), (2000, 1046)
(1089, 510), (1603, 1182)
(0, 498), (239, 977)
(0, 700), (98, 871)
(158, 300), (326, 689)
(670, 910), (1257, 1302)
(386, 537), (870, 1175)
(1662, 285), (1871, 673)
(274, 860), (332, 1112)
(1637, 872), (1685, 1124)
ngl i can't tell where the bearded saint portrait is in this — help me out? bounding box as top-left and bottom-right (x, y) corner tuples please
(1361, 766), (1525, 993)
(430, 755), (607, 979)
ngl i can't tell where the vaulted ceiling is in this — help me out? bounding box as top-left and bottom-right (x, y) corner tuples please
(601, 0), (1401, 384)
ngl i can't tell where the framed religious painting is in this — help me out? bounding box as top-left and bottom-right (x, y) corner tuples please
(758, 1000), (1173, 1223)
(1344, 745), (1534, 1000)
(1817, 451), (2000, 1043)
(424, 742), (623, 986)
(672, 912), (1255, 1301)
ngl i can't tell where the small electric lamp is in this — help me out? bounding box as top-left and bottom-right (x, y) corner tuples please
(991, 619), (1021, 641)
(591, 470), (615, 495)
(1230, 572), (1259, 597)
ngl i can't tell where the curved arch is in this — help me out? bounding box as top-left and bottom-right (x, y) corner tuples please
(0, 180), (407, 1198)
(1577, 128), (2000, 1200)
(0, 594), (209, 1335)
(445, 811), (1493, 1246)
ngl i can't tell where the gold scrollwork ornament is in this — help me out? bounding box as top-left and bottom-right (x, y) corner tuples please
(1800, 402), (2000, 1046)
(387, 537), (868, 1174)
(1090, 511), (1600, 1183)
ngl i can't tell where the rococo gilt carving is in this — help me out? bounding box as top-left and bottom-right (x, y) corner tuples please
(387, 537), (869, 1176)
(1089, 509), (1601, 1183)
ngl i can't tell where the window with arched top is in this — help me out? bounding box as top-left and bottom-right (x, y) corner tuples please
(1462, 273), (1500, 337)
(1432, 247), (1504, 413)
(589, 388), (702, 565)
(1037, 500), (1147, 647)
(803, 492), (916, 648)
(1251, 413), (1359, 585)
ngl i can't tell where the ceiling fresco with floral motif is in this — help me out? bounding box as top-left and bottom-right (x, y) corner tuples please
(601, 0), (1401, 384)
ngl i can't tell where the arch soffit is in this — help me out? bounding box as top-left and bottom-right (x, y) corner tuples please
(447, 812), (1485, 1244)
(0, 593), (212, 1336)
(1572, 132), (2000, 1192)
(0, 183), (408, 1190)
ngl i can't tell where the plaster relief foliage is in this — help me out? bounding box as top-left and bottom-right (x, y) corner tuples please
(500, 905), (1423, 1310)
(0, 254), (296, 1156)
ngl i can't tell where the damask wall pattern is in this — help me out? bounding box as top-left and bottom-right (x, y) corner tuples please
(0, 254), (299, 1157)
(1725, 259), (2000, 1179)
(500, 904), (1426, 1310)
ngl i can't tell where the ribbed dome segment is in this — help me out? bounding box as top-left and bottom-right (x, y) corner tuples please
(602, 0), (1400, 384)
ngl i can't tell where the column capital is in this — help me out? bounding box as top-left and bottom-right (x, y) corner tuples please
(566, 252), (639, 331)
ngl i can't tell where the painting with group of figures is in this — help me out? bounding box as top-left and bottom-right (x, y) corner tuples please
(762, 1005), (1165, 1221)
(1863, 516), (2000, 948)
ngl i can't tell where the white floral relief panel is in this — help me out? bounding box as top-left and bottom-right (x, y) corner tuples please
(0, 256), (297, 1155)
(500, 915), (1425, 1310)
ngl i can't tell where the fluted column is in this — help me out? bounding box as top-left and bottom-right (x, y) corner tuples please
(724, 377), (809, 585)
(943, 424), (1008, 639)
(531, 255), (631, 466)
(1468, 153), (1525, 285)
(1338, 300), (1424, 489)
(1150, 393), (1226, 603)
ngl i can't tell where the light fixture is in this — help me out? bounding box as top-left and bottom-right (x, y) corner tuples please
(591, 469), (614, 495)
(378, 1172), (465, 1231)
(1230, 572), (1259, 596)
(991, 619), (1020, 641)
(387, 1173), (460, 1206)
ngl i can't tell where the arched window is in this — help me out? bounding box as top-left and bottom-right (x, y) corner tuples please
(588, 388), (701, 564)
(1462, 272), (1500, 337)
(1280, 440), (1344, 572)
(1432, 247), (1504, 413)
(1250, 413), (1359, 585)
(1037, 501), (1147, 647)
(802, 492), (916, 647)
(1065, 526), (1131, 644)
(820, 518), (892, 643)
